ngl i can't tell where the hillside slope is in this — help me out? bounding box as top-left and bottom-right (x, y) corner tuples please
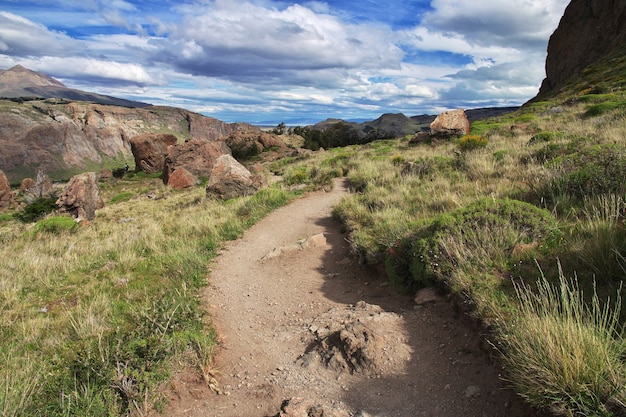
(0, 99), (258, 182)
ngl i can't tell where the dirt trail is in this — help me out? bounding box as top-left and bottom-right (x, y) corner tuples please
(161, 180), (542, 417)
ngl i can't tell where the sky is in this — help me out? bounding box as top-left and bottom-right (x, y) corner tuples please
(0, 0), (570, 125)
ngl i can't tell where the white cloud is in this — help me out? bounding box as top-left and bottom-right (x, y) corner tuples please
(0, 11), (81, 56)
(422, 0), (570, 49)
(157, 1), (403, 86)
(0, 0), (572, 123)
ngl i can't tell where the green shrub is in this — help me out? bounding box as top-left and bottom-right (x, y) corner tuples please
(386, 198), (556, 293)
(492, 150), (508, 162)
(457, 134), (488, 151)
(528, 131), (565, 145)
(283, 166), (308, 185)
(584, 100), (626, 117)
(16, 197), (57, 222)
(0, 213), (13, 223)
(230, 142), (260, 160)
(110, 191), (134, 204)
(34, 216), (78, 233)
(549, 144), (626, 200)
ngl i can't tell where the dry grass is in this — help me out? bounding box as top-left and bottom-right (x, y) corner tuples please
(0, 178), (294, 416)
(498, 265), (625, 416)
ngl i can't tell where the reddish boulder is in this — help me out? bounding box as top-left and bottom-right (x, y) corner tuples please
(130, 133), (178, 174)
(20, 177), (35, 193)
(56, 172), (104, 221)
(0, 169), (14, 209)
(206, 154), (265, 200)
(430, 109), (470, 139)
(166, 167), (198, 189)
(162, 139), (230, 186)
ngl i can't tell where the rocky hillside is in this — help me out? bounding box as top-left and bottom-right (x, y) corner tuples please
(0, 99), (259, 182)
(536, 0), (626, 98)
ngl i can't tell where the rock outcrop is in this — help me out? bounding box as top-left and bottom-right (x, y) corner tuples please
(429, 109), (470, 139)
(0, 169), (14, 209)
(56, 172), (104, 221)
(130, 133), (178, 174)
(162, 139), (231, 187)
(205, 154), (266, 200)
(0, 96), (259, 182)
(537, 0), (626, 97)
(225, 131), (289, 159)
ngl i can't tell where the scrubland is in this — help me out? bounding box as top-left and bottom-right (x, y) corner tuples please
(2, 51), (626, 416)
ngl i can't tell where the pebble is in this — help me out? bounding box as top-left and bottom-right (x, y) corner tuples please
(464, 385), (481, 398)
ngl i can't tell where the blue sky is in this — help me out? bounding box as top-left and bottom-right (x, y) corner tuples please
(0, 0), (569, 125)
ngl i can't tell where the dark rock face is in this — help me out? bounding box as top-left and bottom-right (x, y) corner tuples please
(537, 0), (626, 97)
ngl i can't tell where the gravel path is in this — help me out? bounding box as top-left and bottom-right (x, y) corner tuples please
(159, 180), (543, 417)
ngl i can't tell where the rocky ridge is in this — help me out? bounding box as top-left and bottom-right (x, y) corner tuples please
(537, 0), (626, 98)
(0, 99), (259, 182)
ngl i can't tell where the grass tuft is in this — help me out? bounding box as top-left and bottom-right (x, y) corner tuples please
(498, 265), (625, 416)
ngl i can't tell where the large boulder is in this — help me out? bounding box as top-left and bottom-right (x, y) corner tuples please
(167, 167), (198, 190)
(205, 154), (266, 200)
(225, 131), (288, 160)
(56, 172), (104, 221)
(0, 169), (14, 209)
(430, 109), (470, 139)
(162, 139), (231, 187)
(537, 0), (626, 98)
(130, 133), (178, 174)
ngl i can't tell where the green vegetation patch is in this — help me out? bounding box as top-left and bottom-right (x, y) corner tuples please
(386, 198), (556, 295)
(16, 197), (57, 222)
(110, 191), (134, 204)
(34, 216), (78, 234)
(584, 100), (626, 117)
(548, 144), (626, 200)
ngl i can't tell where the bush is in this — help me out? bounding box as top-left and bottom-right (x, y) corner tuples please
(386, 198), (556, 293)
(16, 197), (57, 222)
(528, 131), (565, 145)
(34, 216), (78, 233)
(584, 100), (626, 117)
(110, 192), (134, 204)
(457, 134), (488, 151)
(548, 144), (626, 200)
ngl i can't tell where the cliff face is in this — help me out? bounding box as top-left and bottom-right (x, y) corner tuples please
(537, 0), (626, 97)
(0, 99), (259, 181)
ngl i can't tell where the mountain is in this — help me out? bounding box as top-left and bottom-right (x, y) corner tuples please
(536, 0), (626, 99)
(0, 65), (151, 108)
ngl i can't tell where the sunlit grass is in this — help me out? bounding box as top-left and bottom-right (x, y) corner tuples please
(0, 177), (295, 416)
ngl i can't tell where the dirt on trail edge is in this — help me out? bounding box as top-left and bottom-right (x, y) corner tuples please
(159, 179), (543, 417)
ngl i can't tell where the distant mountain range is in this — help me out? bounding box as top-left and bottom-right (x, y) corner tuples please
(0, 65), (151, 108)
(311, 107), (519, 139)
